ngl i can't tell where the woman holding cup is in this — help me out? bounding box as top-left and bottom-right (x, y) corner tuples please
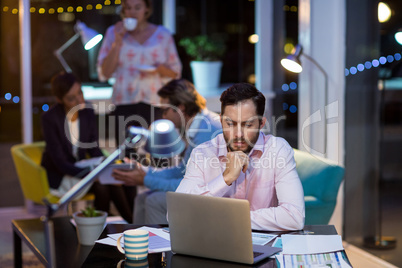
(97, 0), (182, 141)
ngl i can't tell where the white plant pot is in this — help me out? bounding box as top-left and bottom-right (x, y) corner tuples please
(73, 210), (107, 246)
(190, 61), (222, 95)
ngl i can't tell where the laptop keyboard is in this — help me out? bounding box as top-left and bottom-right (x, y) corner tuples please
(253, 251), (264, 258)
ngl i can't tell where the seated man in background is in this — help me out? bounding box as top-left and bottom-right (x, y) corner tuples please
(175, 83), (305, 231)
(112, 79), (222, 224)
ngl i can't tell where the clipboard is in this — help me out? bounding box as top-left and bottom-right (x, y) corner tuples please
(97, 163), (135, 185)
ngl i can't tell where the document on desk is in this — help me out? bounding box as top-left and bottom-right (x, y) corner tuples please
(282, 251), (350, 268)
(281, 234), (343, 254)
(96, 226), (171, 253)
(251, 232), (277, 245)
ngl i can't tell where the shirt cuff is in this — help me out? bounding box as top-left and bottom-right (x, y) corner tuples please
(207, 173), (231, 197)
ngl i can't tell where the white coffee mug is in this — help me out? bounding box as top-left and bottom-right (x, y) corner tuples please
(123, 18), (137, 31)
(117, 229), (149, 260)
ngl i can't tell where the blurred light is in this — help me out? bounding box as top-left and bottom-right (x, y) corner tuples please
(42, 104), (49, 112)
(283, 103), (289, 110)
(379, 56), (387, 64)
(364, 61), (372, 69)
(67, 6), (74, 12)
(115, 0), (122, 4)
(104, 0), (112, 5)
(96, 4), (103, 9)
(283, 5), (289, 11)
(57, 7), (64, 13)
(13, 96), (20, 103)
(248, 34), (259, 44)
(3, 7), (9, 12)
(247, 74), (256, 84)
(12, 8), (18, 14)
(284, 43), (295, 54)
(290, 6), (297, 12)
(84, 34), (103, 50)
(345, 68), (350, 76)
(289, 105), (297, 113)
(49, 8), (55, 14)
(59, 12), (75, 22)
(86, 5), (93, 10)
(289, 82), (297, 90)
(350, 67), (357, 75)
(357, 63), (364, 72)
(387, 55), (394, 63)
(282, 84), (289, 91)
(30, 7), (36, 13)
(76, 6), (83, 12)
(395, 32), (402, 45)
(39, 8), (45, 14)
(5, 93), (12, 100)
(155, 122), (170, 132)
(378, 2), (391, 23)
(395, 53), (402, 61)
(372, 59), (380, 67)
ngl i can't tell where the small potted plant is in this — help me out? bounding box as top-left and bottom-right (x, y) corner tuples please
(179, 34), (226, 94)
(73, 206), (107, 246)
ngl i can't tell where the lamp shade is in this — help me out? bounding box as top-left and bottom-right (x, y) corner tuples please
(280, 44), (303, 73)
(75, 21), (103, 50)
(281, 56), (303, 73)
(139, 120), (185, 158)
(395, 31), (402, 46)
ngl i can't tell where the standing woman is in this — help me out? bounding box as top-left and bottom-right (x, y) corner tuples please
(97, 0), (182, 143)
(41, 72), (133, 222)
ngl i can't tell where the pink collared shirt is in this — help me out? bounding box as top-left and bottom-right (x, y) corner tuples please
(176, 132), (305, 231)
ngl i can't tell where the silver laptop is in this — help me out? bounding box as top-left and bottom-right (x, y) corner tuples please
(166, 192), (281, 265)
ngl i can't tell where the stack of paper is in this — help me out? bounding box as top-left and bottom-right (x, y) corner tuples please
(275, 235), (352, 268)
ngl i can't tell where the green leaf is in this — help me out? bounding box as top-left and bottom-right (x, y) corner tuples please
(80, 206), (102, 217)
(179, 34), (226, 61)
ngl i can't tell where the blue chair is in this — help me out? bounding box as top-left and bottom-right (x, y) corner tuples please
(293, 149), (344, 225)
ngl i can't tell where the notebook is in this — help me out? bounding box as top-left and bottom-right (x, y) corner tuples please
(166, 192), (281, 265)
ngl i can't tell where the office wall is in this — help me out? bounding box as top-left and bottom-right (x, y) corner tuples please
(344, 0), (380, 244)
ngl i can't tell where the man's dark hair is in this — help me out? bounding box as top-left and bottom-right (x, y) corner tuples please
(220, 83), (266, 118)
(157, 79), (206, 117)
(50, 72), (81, 100)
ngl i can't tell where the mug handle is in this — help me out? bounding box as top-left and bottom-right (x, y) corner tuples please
(116, 259), (125, 268)
(116, 234), (125, 254)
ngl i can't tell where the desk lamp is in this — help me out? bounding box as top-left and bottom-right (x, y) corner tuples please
(54, 21), (103, 73)
(42, 119), (185, 267)
(281, 44), (328, 157)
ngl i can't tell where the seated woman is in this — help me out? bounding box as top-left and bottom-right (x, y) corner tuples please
(41, 71), (133, 222)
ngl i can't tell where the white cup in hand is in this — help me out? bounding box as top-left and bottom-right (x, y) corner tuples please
(123, 18), (137, 31)
(117, 229), (149, 260)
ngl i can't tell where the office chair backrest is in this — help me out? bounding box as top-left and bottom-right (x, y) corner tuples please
(293, 149), (344, 224)
(11, 142), (59, 204)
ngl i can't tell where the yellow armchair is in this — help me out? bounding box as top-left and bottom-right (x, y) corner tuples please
(10, 142), (94, 206)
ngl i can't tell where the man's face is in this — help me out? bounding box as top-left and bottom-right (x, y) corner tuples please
(221, 99), (266, 154)
(159, 97), (184, 129)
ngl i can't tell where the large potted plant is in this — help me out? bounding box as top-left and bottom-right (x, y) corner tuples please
(179, 35), (226, 94)
(72, 206), (107, 246)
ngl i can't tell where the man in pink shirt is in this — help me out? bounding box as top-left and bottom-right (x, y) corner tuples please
(175, 83), (305, 231)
